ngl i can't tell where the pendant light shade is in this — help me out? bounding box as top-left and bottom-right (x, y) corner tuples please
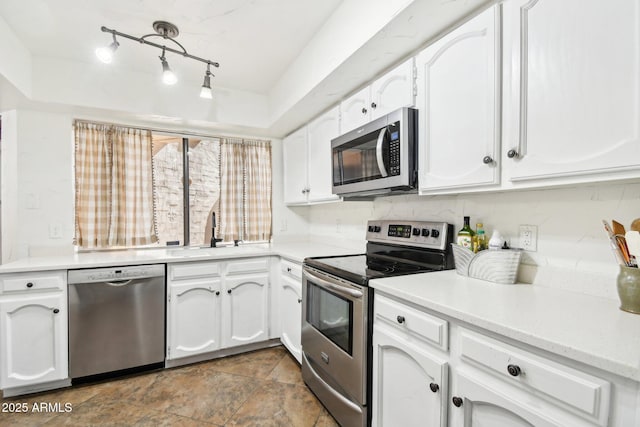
(200, 66), (213, 99)
(160, 52), (178, 85)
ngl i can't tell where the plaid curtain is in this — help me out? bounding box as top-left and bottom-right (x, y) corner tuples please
(244, 140), (272, 241)
(219, 138), (244, 241)
(74, 122), (157, 248)
(219, 138), (272, 241)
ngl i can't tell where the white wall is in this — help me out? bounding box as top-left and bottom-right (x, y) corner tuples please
(301, 182), (640, 300)
(1, 110), (19, 263)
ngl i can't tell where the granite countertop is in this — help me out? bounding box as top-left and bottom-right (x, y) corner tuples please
(370, 270), (640, 382)
(0, 240), (364, 274)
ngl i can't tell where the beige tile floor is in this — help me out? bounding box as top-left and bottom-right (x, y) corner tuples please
(1, 346), (340, 426)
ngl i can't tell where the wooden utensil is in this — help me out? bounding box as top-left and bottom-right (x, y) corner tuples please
(612, 219), (626, 236)
(631, 218), (640, 232)
(612, 219), (633, 265)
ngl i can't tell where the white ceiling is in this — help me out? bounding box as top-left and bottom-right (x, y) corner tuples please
(0, 0), (343, 93)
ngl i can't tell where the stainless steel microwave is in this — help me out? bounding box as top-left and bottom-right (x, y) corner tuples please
(331, 107), (418, 197)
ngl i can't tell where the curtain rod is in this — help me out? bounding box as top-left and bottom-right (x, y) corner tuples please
(73, 119), (271, 143)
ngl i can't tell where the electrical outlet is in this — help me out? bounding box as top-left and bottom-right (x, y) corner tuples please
(280, 219), (287, 232)
(336, 219), (342, 233)
(519, 224), (537, 251)
(49, 223), (63, 239)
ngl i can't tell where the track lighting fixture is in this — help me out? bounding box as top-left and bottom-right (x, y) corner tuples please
(96, 21), (219, 97)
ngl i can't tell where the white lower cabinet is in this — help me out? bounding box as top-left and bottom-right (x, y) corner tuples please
(372, 291), (626, 427)
(279, 259), (302, 363)
(0, 271), (68, 390)
(168, 278), (222, 360)
(451, 369), (566, 427)
(372, 324), (448, 427)
(167, 258), (270, 360)
(223, 273), (269, 348)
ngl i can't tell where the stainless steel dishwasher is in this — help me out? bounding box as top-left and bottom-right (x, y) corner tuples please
(68, 264), (166, 379)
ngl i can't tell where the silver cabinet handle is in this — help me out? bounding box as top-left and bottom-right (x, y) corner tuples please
(507, 149), (519, 159)
(483, 156), (493, 164)
(376, 128), (389, 178)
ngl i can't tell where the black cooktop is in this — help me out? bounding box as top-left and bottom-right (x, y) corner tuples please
(304, 242), (453, 286)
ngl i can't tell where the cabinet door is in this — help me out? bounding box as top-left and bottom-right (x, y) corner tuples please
(340, 86), (371, 133)
(0, 294), (67, 388)
(223, 273), (269, 348)
(451, 370), (571, 427)
(167, 279), (222, 360)
(417, 6), (501, 193)
(503, 0), (640, 183)
(372, 326), (448, 427)
(307, 106), (341, 203)
(279, 275), (302, 363)
(370, 58), (416, 120)
(282, 126), (309, 205)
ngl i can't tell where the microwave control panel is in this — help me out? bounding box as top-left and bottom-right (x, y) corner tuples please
(388, 128), (400, 176)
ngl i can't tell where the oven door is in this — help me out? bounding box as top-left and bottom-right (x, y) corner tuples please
(301, 267), (367, 405)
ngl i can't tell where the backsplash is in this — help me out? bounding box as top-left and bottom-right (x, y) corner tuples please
(299, 182), (640, 300)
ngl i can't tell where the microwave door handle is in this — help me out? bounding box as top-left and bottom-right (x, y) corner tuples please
(376, 128), (389, 177)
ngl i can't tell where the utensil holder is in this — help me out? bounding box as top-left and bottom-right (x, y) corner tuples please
(451, 244), (522, 284)
(617, 265), (640, 314)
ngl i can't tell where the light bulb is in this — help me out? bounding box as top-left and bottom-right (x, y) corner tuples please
(162, 69), (178, 85)
(95, 41), (119, 64)
(200, 86), (213, 99)
(160, 55), (177, 85)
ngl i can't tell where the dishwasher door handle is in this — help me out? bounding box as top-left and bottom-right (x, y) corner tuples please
(104, 279), (133, 287)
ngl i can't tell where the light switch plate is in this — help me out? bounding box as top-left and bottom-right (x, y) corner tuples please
(519, 224), (537, 251)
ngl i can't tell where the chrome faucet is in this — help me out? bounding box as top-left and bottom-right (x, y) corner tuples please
(210, 213), (223, 247)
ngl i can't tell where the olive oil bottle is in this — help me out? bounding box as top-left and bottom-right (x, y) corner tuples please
(457, 216), (475, 251)
(474, 223), (487, 252)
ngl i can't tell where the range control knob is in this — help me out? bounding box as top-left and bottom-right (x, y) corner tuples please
(421, 228), (430, 237)
(373, 226), (381, 233)
(431, 229), (440, 238)
(368, 226), (374, 232)
(412, 228), (421, 236)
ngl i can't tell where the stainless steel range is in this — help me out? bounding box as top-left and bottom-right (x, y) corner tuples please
(302, 220), (454, 427)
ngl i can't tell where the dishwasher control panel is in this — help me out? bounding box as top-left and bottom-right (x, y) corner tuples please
(68, 264), (165, 284)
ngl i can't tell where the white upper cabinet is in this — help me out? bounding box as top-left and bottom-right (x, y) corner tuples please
(282, 127), (309, 205)
(340, 86), (371, 134)
(307, 106), (341, 203)
(282, 107), (341, 205)
(416, 5), (501, 193)
(340, 58), (416, 133)
(502, 0), (640, 185)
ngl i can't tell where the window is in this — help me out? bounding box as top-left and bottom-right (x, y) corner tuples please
(73, 121), (272, 249)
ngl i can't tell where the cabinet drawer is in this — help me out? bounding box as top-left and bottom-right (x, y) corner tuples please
(460, 329), (610, 426)
(169, 262), (221, 280)
(226, 258), (269, 275)
(1, 271), (65, 293)
(281, 259), (302, 281)
(374, 294), (448, 351)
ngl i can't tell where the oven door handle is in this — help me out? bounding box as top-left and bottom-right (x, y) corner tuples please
(303, 270), (364, 299)
(375, 127), (389, 177)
